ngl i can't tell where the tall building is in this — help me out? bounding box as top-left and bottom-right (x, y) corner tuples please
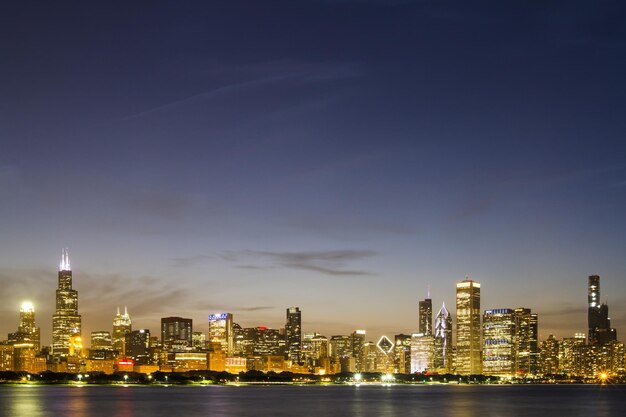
(285, 307), (302, 363)
(587, 275), (617, 345)
(52, 249), (81, 357)
(8, 302), (41, 351)
(419, 296), (433, 336)
(112, 307), (132, 355)
(540, 334), (559, 375)
(208, 313), (234, 355)
(125, 329), (151, 365)
(161, 317), (193, 351)
(394, 334), (412, 374)
(410, 333), (434, 373)
(456, 279), (481, 375)
(514, 308), (539, 375)
(351, 330), (366, 372)
(90, 331), (113, 350)
(482, 309), (516, 377)
(433, 302), (452, 372)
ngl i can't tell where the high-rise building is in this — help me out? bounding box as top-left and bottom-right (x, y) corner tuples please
(394, 334), (412, 374)
(410, 333), (434, 373)
(558, 334), (586, 375)
(90, 331), (113, 350)
(112, 307), (132, 355)
(376, 335), (395, 373)
(192, 332), (206, 350)
(208, 313), (234, 355)
(8, 302), (41, 351)
(419, 296), (433, 336)
(125, 329), (151, 365)
(161, 317), (193, 351)
(456, 279), (481, 375)
(285, 307), (302, 363)
(482, 309), (516, 377)
(351, 330), (366, 372)
(433, 302), (452, 372)
(52, 249), (81, 357)
(587, 275), (617, 345)
(540, 334), (559, 375)
(514, 308), (539, 375)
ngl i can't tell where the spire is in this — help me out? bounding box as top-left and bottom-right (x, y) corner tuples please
(59, 248), (71, 271)
(124, 306), (128, 316)
(437, 302), (449, 317)
(116, 306), (120, 316)
(427, 285), (431, 299)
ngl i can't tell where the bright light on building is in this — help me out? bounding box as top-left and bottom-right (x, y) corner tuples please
(21, 302), (34, 312)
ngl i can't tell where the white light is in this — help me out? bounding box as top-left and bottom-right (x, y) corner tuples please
(20, 302), (34, 312)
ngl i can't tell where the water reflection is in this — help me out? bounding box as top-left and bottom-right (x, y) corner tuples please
(5, 386), (44, 417)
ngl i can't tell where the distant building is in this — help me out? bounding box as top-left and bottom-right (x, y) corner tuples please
(483, 309), (516, 377)
(125, 329), (151, 364)
(419, 296), (433, 336)
(433, 303), (452, 372)
(351, 330), (366, 372)
(587, 275), (617, 345)
(192, 331), (206, 350)
(456, 279), (481, 375)
(514, 308), (539, 375)
(540, 334), (559, 375)
(285, 307), (302, 363)
(8, 302), (41, 351)
(410, 333), (434, 373)
(112, 307), (132, 355)
(161, 317), (193, 351)
(208, 313), (233, 355)
(91, 331), (113, 350)
(52, 249), (81, 357)
(558, 334), (586, 375)
(394, 334), (412, 374)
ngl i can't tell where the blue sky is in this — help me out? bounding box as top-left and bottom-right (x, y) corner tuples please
(1, 1), (626, 345)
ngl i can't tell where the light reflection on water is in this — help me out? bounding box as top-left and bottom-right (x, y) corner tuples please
(0, 384), (624, 417)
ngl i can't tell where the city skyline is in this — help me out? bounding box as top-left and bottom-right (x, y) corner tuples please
(0, 249), (622, 349)
(2, 1), (626, 355)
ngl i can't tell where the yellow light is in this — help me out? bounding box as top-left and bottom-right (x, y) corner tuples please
(20, 302), (34, 312)
(600, 373), (608, 381)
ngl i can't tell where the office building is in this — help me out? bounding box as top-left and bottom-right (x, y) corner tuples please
(410, 333), (434, 373)
(8, 302), (41, 351)
(161, 316), (193, 351)
(52, 249), (82, 357)
(208, 313), (234, 355)
(514, 308), (539, 375)
(419, 295), (433, 336)
(587, 275), (617, 345)
(112, 306), (132, 355)
(433, 302), (452, 372)
(91, 331), (113, 350)
(285, 307), (302, 363)
(125, 329), (151, 364)
(456, 279), (481, 374)
(483, 309), (516, 377)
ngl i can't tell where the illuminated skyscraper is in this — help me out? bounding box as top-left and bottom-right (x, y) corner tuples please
(125, 329), (151, 364)
(483, 309), (516, 377)
(112, 307), (132, 355)
(456, 279), (481, 375)
(587, 275), (617, 345)
(285, 307), (302, 363)
(540, 334), (559, 375)
(514, 308), (538, 375)
(410, 333), (434, 373)
(208, 313), (233, 355)
(433, 302), (452, 371)
(419, 295), (433, 336)
(90, 331), (113, 350)
(8, 302), (41, 351)
(351, 330), (366, 372)
(52, 249), (81, 357)
(161, 316), (193, 351)
(394, 334), (412, 374)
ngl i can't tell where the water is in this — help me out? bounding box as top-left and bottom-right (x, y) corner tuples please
(0, 384), (623, 417)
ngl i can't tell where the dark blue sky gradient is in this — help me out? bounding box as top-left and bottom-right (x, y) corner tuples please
(1, 1), (626, 344)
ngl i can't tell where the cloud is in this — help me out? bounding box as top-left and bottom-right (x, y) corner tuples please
(170, 255), (213, 268)
(227, 249), (377, 277)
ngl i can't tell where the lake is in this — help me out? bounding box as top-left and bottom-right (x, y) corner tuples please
(0, 384), (623, 417)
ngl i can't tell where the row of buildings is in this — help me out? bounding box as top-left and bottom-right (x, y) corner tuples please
(0, 250), (624, 379)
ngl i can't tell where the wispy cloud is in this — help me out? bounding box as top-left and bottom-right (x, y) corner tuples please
(225, 249), (377, 277)
(170, 255), (213, 268)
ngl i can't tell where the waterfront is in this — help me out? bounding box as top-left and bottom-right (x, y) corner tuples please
(0, 384), (623, 417)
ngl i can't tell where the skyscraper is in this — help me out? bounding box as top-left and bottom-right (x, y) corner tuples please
(161, 316), (193, 351)
(112, 307), (132, 355)
(285, 307), (302, 363)
(419, 295), (433, 336)
(433, 302), (452, 371)
(514, 308), (539, 375)
(456, 278), (481, 375)
(410, 333), (434, 373)
(52, 249), (81, 357)
(587, 275), (617, 345)
(208, 313), (234, 355)
(8, 302), (41, 351)
(125, 329), (151, 365)
(351, 330), (366, 372)
(483, 309), (515, 377)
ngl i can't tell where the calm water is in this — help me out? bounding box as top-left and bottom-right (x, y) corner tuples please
(0, 384), (623, 417)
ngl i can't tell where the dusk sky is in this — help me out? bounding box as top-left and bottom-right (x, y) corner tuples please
(1, 1), (626, 346)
